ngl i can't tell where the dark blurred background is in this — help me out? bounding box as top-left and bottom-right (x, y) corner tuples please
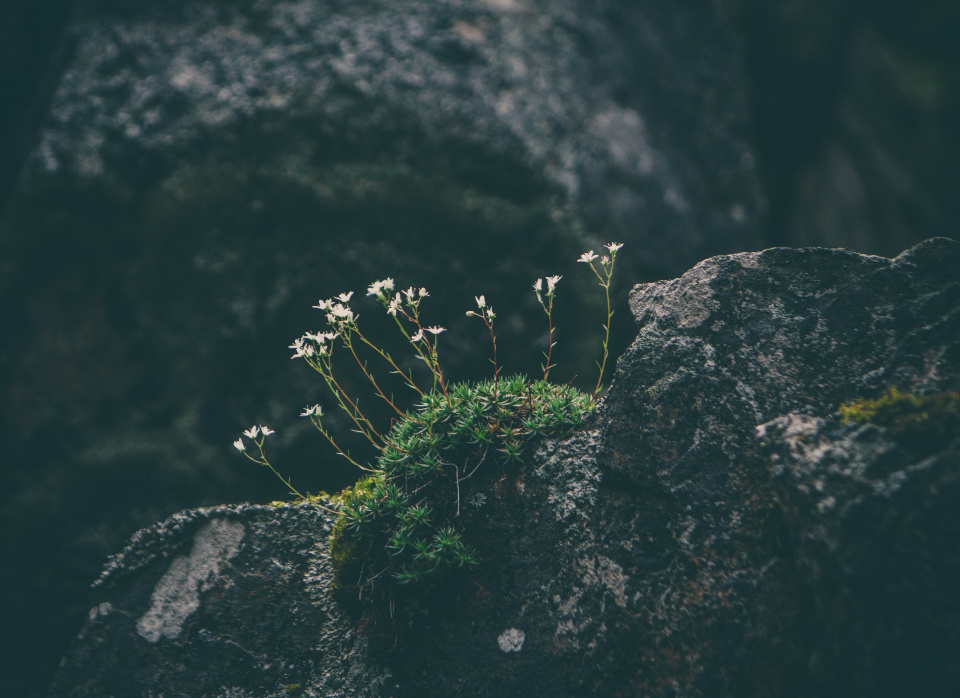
(1, 0), (957, 695)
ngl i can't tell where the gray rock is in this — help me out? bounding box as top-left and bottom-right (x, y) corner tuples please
(1, 2), (765, 694)
(21, 0), (762, 277)
(49, 503), (397, 697)
(760, 414), (960, 695)
(50, 238), (960, 696)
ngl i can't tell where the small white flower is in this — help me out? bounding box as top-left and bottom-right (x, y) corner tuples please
(300, 404), (322, 418)
(425, 326), (446, 335)
(546, 275), (561, 293)
(327, 304), (355, 323)
(605, 242), (624, 253)
(243, 426), (260, 439)
(419, 287), (429, 298)
(289, 337), (316, 359)
(336, 291), (354, 303)
(600, 255), (610, 266)
(387, 294), (401, 316)
(475, 295), (486, 308)
(313, 299), (332, 311)
(233, 438), (246, 452)
(533, 278), (543, 292)
(260, 426), (275, 436)
(403, 286), (416, 299)
(410, 329), (424, 343)
(578, 251), (599, 263)
(366, 278), (395, 297)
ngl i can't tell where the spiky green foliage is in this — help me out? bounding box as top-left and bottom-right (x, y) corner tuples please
(330, 376), (591, 597)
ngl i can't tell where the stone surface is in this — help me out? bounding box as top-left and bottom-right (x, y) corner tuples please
(50, 238), (960, 696)
(760, 414), (960, 695)
(1, 2), (765, 694)
(49, 504), (396, 697)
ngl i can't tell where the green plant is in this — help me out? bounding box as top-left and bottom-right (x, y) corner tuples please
(234, 243), (623, 600)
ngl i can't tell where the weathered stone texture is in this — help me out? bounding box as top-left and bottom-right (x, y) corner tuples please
(50, 238), (960, 696)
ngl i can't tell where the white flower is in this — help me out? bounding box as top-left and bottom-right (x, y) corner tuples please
(366, 278), (395, 297)
(233, 438), (246, 452)
(243, 426), (260, 439)
(419, 287), (429, 298)
(336, 291), (354, 303)
(425, 326), (446, 335)
(403, 286), (416, 299)
(546, 275), (561, 293)
(605, 242), (624, 253)
(260, 426), (275, 436)
(289, 337), (316, 359)
(327, 304), (355, 324)
(578, 251), (599, 263)
(475, 295), (486, 308)
(300, 404), (322, 418)
(313, 299), (332, 311)
(533, 278), (543, 292)
(410, 329), (424, 343)
(387, 294), (401, 316)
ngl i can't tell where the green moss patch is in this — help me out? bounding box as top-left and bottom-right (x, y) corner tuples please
(328, 375), (591, 604)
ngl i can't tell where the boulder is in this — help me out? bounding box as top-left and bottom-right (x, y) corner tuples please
(0, 2), (765, 694)
(50, 238), (960, 696)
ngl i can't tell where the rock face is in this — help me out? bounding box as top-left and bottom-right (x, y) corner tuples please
(0, 2), (764, 694)
(50, 238), (960, 697)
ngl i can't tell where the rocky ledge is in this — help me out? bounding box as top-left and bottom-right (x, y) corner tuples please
(49, 238), (960, 697)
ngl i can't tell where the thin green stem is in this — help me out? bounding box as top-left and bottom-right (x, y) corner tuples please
(593, 280), (612, 399)
(309, 416), (379, 472)
(355, 324), (425, 396)
(343, 335), (407, 418)
(244, 442), (306, 500)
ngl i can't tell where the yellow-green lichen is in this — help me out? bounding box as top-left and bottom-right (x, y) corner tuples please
(838, 387), (960, 456)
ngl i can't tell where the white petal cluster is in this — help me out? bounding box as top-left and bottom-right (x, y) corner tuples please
(366, 278), (395, 298)
(300, 404), (322, 418)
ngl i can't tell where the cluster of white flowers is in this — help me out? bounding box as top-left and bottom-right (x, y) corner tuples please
(289, 331), (338, 360)
(465, 294), (495, 321)
(313, 293), (357, 328)
(410, 326), (446, 343)
(300, 404), (322, 418)
(578, 242), (622, 268)
(233, 424), (275, 451)
(236, 242), (624, 481)
(533, 275), (561, 302)
(366, 278), (395, 300)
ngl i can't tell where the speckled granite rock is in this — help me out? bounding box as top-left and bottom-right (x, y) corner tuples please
(760, 414), (960, 695)
(49, 503), (397, 697)
(1, 4), (764, 692)
(49, 238), (960, 696)
(20, 0), (762, 277)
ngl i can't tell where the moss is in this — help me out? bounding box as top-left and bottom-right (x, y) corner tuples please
(327, 375), (591, 609)
(838, 387), (960, 456)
